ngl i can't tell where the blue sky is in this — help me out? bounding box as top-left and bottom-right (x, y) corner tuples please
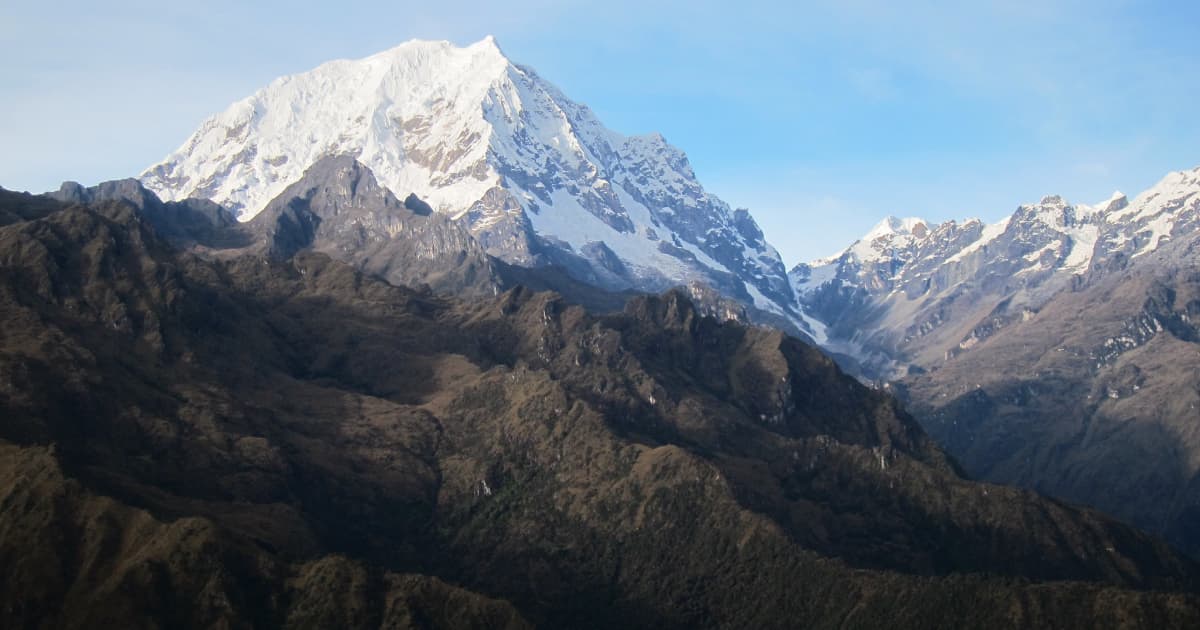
(2, 1), (1198, 264)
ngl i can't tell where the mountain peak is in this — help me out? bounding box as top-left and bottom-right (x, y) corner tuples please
(842, 216), (929, 264)
(868, 216), (928, 238)
(1143, 166), (1200, 195)
(139, 39), (805, 335)
(1094, 190), (1128, 214)
(142, 38), (523, 219)
(372, 35), (507, 61)
(474, 34), (503, 52)
(858, 215), (929, 246)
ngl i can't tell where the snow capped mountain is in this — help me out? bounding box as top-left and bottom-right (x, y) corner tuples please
(141, 37), (803, 330)
(892, 170), (1200, 556)
(793, 215), (932, 296)
(845, 216), (931, 264)
(1094, 168), (1200, 267)
(791, 166), (1200, 377)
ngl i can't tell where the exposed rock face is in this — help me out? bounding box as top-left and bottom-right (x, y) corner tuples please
(2, 188), (1200, 628)
(140, 37), (806, 336)
(792, 167), (1200, 555)
(246, 154), (504, 297)
(792, 171), (1198, 380)
(899, 232), (1200, 557)
(46, 162), (638, 312)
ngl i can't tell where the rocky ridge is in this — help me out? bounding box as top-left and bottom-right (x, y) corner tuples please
(2, 187), (1200, 627)
(792, 168), (1200, 378)
(791, 166), (1200, 556)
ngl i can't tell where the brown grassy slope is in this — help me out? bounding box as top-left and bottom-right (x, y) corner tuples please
(0, 443), (530, 630)
(0, 190), (1198, 628)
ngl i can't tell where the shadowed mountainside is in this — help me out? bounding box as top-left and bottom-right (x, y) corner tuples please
(1, 187), (1199, 628)
(791, 172), (1200, 558)
(898, 232), (1200, 557)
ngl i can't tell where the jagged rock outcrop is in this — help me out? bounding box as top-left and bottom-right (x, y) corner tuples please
(247, 154), (504, 297)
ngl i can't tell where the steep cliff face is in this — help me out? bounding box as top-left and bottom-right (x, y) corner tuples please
(1, 188), (1199, 628)
(793, 169), (1200, 378)
(898, 231), (1200, 557)
(246, 155), (505, 298)
(790, 167), (1200, 555)
(140, 37), (806, 335)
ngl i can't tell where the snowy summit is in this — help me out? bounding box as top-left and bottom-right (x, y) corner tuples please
(141, 37), (807, 332)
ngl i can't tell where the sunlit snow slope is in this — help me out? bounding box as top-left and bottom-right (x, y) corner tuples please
(142, 37), (806, 330)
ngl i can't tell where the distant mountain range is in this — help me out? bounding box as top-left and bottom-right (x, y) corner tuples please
(792, 167), (1200, 554)
(791, 170), (1198, 378)
(118, 33), (1200, 562)
(4, 34), (1200, 627)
